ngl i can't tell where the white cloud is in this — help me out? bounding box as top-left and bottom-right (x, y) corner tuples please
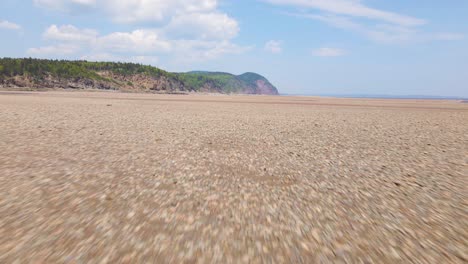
(73, 0), (96, 5)
(29, 24), (249, 62)
(164, 12), (239, 40)
(312, 47), (345, 57)
(264, 40), (282, 54)
(305, 13), (411, 43)
(264, 0), (425, 26)
(102, 0), (218, 24)
(80, 53), (159, 64)
(30, 0), (247, 63)
(33, 0), (235, 38)
(96, 30), (172, 54)
(44, 24), (98, 42)
(431, 33), (464, 41)
(33, 26), (172, 55)
(0, 20), (21, 30)
(27, 44), (81, 56)
(264, 1), (463, 45)
(172, 39), (252, 62)
(34, 0), (220, 24)
(34, 0), (96, 11)
(293, 13), (465, 44)
(131, 55), (160, 65)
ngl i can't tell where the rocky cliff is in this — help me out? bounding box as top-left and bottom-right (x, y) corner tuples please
(0, 58), (279, 95)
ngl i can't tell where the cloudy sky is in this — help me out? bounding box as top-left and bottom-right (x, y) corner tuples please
(1, 0), (467, 96)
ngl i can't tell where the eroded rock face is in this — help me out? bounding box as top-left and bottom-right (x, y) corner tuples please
(236, 72), (279, 95)
(0, 69), (279, 95)
(0, 74), (184, 92)
(0, 58), (281, 94)
(97, 72), (186, 92)
(0, 75), (117, 90)
(0, 73), (280, 95)
(255, 79), (278, 95)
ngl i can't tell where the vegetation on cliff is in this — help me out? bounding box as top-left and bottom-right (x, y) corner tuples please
(0, 58), (279, 95)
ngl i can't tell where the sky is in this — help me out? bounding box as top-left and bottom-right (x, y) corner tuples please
(0, 0), (467, 97)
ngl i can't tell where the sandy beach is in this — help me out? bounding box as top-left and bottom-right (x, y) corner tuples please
(0, 91), (466, 263)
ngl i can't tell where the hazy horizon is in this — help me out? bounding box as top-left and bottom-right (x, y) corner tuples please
(1, 0), (467, 97)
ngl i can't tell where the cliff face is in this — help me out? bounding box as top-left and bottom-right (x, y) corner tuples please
(0, 75), (117, 90)
(0, 58), (279, 95)
(179, 71), (279, 95)
(97, 71), (186, 92)
(237, 72), (278, 95)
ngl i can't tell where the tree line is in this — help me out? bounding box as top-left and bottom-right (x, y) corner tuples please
(0, 58), (261, 93)
(0, 58), (173, 80)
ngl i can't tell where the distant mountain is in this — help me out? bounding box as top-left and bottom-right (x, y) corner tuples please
(0, 58), (279, 95)
(179, 71), (278, 95)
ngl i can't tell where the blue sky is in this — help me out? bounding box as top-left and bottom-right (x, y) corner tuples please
(1, 0), (467, 96)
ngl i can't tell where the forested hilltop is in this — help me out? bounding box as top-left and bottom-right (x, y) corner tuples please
(0, 58), (279, 95)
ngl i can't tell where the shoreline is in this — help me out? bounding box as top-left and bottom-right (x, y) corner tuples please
(0, 90), (466, 112)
